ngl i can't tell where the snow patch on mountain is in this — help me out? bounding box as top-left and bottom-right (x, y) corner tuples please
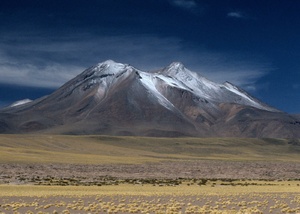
(223, 82), (275, 111)
(10, 99), (32, 107)
(93, 60), (130, 75)
(161, 62), (223, 99)
(156, 62), (277, 112)
(74, 60), (278, 112)
(139, 72), (176, 110)
(155, 74), (191, 91)
(223, 82), (257, 103)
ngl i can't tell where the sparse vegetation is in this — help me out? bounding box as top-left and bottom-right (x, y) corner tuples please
(0, 135), (299, 213)
(0, 182), (300, 213)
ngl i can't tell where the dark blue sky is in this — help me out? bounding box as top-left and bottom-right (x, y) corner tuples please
(0, 0), (299, 113)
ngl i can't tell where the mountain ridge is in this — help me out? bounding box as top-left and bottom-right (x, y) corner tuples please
(0, 60), (299, 137)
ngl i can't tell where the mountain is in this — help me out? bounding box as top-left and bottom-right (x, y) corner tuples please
(0, 60), (299, 137)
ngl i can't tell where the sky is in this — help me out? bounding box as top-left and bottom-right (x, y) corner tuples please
(0, 0), (299, 113)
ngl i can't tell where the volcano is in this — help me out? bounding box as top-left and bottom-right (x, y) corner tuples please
(1, 60), (299, 137)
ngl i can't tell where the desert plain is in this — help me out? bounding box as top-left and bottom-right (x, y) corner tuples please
(0, 135), (300, 213)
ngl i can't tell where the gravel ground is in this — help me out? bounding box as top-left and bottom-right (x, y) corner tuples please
(1, 160), (300, 185)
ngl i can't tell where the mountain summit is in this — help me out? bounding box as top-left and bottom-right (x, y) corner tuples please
(0, 60), (299, 137)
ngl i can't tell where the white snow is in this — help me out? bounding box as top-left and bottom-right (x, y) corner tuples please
(10, 99), (32, 107)
(79, 60), (277, 112)
(161, 62), (276, 111)
(156, 74), (189, 90)
(94, 60), (136, 76)
(163, 63), (223, 99)
(223, 82), (273, 111)
(139, 72), (176, 110)
(83, 60), (137, 98)
(223, 82), (255, 103)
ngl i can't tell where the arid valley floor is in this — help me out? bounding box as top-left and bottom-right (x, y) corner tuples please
(0, 135), (300, 213)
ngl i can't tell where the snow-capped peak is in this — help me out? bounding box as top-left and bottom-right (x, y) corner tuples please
(97, 59), (127, 68)
(73, 60), (278, 112)
(74, 60), (138, 98)
(93, 60), (132, 75)
(159, 62), (221, 98)
(101, 59), (119, 65)
(141, 61), (277, 112)
(163, 62), (190, 75)
(81, 60), (136, 83)
(163, 62), (204, 80)
(168, 62), (185, 70)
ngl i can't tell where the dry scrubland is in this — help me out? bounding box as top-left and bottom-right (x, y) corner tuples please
(0, 183), (300, 214)
(0, 135), (300, 213)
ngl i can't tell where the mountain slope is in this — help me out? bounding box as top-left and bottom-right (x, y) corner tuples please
(0, 60), (299, 137)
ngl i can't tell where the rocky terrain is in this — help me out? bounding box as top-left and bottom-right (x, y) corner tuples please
(1, 161), (300, 186)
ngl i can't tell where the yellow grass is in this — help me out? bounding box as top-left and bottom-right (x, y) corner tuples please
(1, 183), (300, 214)
(0, 181), (300, 197)
(0, 135), (299, 164)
